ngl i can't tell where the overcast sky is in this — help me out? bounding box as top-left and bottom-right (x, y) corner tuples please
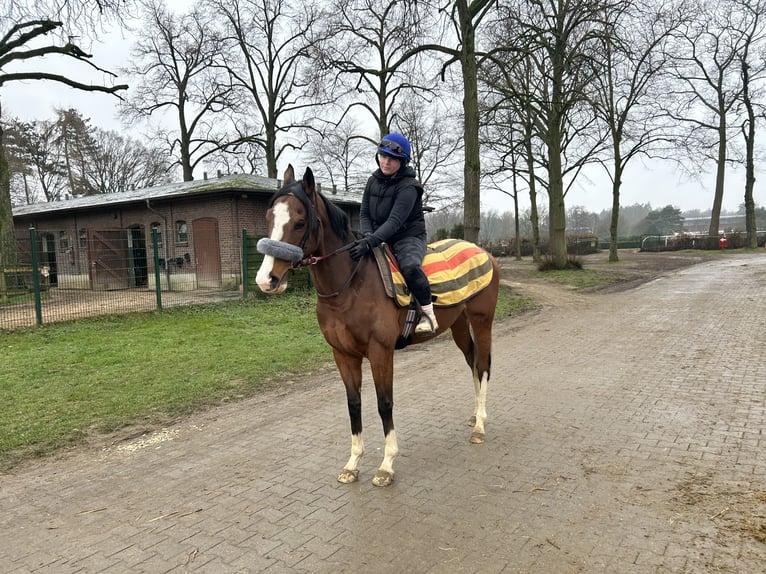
(3, 3), (760, 216)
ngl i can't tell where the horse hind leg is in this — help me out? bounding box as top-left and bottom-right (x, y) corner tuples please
(469, 364), (489, 444)
(469, 314), (493, 444)
(450, 313), (490, 444)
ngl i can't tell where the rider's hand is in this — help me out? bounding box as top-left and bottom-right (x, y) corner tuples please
(349, 237), (372, 261)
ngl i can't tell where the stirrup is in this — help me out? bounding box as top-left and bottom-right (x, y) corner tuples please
(415, 313), (437, 335)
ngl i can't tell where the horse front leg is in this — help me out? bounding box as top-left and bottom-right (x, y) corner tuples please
(334, 350), (364, 484)
(369, 345), (397, 487)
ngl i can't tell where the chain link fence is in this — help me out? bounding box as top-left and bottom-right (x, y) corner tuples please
(1, 228), (310, 331)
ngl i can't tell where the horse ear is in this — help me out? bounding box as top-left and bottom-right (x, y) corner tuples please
(283, 164), (295, 185)
(303, 167), (315, 191)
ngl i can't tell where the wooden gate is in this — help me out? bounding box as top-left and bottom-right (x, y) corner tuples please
(88, 229), (130, 290)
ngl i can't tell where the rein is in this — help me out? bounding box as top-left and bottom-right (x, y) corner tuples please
(294, 241), (365, 299)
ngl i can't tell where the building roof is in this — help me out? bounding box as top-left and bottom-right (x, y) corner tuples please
(12, 173), (362, 217)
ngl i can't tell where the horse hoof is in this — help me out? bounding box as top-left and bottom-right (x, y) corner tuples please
(337, 468), (359, 483)
(372, 470), (394, 487)
(470, 431), (485, 444)
(468, 416), (477, 427)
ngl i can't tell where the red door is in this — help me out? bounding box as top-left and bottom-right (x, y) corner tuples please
(192, 218), (221, 288)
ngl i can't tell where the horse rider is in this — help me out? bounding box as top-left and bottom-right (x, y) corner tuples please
(349, 132), (438, 335)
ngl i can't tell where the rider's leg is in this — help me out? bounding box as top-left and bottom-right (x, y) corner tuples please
(393, 236), (437, 334)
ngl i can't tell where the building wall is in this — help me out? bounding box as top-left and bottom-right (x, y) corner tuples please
(13, 193), (273, 290)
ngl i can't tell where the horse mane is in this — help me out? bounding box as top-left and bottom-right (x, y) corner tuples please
(317, 191), (352, 242)
(269, 180), (352, 242)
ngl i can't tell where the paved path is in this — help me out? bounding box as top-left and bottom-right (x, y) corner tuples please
(2, 254), (765, 573)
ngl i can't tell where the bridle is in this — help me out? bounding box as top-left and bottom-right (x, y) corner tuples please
(268, 183), (364, 298)
(267, 181), (318, 257)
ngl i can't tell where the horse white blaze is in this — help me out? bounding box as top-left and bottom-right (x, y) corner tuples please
(255, 203), (291, 292)
(379, 430), (399, 475)
(344, 433), (365, 472)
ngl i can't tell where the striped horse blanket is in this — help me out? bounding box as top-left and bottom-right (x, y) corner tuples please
(375, 239), (494, 308)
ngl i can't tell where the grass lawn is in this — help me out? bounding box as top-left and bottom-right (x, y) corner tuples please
(1, 284), (532, 471)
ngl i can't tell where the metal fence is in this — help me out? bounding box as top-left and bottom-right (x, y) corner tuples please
(1, 228), (311, 331)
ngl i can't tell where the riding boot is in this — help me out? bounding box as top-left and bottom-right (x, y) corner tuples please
(415, 304), (438, 334)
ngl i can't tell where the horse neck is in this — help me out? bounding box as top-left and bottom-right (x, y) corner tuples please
(309, 208), (365, 297)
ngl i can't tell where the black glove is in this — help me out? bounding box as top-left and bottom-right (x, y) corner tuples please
(349, 237), (372, 261)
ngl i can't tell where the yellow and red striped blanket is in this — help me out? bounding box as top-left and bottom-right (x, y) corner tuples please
(375, 239), (494, 308)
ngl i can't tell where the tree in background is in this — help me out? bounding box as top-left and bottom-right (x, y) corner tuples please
(732, 0), (766, 248)
(591, 0), (680, 262)
(667, 0), (748, 237)
(487, 0), (607, 268)
(0, 0), (132, 291)
(210, 0), (328, 178)
(420, 0), (499, 243)
(642, 205), (685, 235)
(55, 108), (97, 196)
(85, 130), (172, 193)
(392, 97), (462, 209)
(304, 116), (369, 195)
(2, 111), (172, 201)
(2, 118), (64, 203)
(318, 0), (430, 140)
(121, 0), (235, 181)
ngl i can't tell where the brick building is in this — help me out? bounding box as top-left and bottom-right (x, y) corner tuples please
(12, 173), (361, 292)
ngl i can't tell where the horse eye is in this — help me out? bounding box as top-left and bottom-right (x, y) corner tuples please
(295, 221), (305, 231)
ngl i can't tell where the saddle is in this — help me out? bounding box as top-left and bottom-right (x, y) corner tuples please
(373, 239), (494, 308)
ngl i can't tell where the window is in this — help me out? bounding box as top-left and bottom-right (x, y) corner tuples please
(175, 220), (188, 244)
(59, 231), (69, 250)
(79, 228), (87, 248)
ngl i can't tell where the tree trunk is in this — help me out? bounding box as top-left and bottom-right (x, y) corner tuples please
(742, 58), (757, 249)
(524, 121), (541, 262)
(458, 0), (480, 244)
(547, 135), (567, 268)
(707, 112), (726, 237)
(0, 119), (19, 298)
(609, 153), (623, 262)
(512, 171), (521, 261)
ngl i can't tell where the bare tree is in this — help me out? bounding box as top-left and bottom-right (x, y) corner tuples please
(121, 0), (235, 181)
(86, 129), (172, 193)
(1, 0), (132, 283)
(418, 0), (499, 243)
(319, 0), (430, 140)
(485, 0), (607, 268)
(210, 0), (328, 178)
(732, 0), (766, 248)
(667, 0), (748, 237)
(392, 97), (463, 208)
(305, 116), (369, 195)
(592, 0), (680, 261)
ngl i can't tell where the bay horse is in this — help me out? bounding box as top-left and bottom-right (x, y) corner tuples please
(256, 165), (500, 487)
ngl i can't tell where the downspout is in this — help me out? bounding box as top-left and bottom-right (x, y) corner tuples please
(146, 199), (171, 289)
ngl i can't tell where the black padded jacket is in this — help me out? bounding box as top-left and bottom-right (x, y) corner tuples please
(359, 165), (426, 246)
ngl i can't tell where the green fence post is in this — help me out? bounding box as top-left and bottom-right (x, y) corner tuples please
(152, 226), (163, 311)
(29, 226), (43, 326)
(242, 229), (249, 298)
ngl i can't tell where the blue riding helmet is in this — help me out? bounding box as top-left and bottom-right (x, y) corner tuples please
(377, 133), (411, 163)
